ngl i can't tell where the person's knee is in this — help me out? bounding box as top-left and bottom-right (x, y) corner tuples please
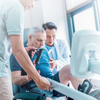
(62, 64), (71, 75)
(63, 64), (70, 71)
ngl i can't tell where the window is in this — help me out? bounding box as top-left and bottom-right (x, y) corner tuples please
(67, 0), (100, 47)
(97, 0), (100, 13)
(73, 7), (96, 31)
(67, 0), (100, 81)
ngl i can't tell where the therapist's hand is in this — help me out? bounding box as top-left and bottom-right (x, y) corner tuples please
(50, 58), (57, 69)
(35, 76), (51, 91)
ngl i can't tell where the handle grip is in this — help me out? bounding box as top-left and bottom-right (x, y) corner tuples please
(35, 48), (44, 64)
(29, 48), (44, 64)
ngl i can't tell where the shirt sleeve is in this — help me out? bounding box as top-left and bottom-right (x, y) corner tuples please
(6, 4), (25, 36)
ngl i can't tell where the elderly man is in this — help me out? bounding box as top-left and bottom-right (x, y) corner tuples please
(11, 26), (83, 100)
(42, 22), (70, 74)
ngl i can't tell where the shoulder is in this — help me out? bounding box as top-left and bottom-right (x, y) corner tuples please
(5, 0), (25, 18)
(10, 0), (24, 10)
(41, 49), (50, 61)
(55, 39), (67, 45)
(41, 48), (49, 59)
(5, 0), (24, 12)
(42, 48), (49, 55)
(1, 0), (24, 16)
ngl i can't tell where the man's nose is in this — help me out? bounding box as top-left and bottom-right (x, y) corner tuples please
(50, 37), (53, 41)
(40, 41), (44, 46)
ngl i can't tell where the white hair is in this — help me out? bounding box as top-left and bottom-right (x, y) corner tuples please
(29, 26), (46, 38)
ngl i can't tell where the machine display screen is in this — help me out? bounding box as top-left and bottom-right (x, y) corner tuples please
(89, 50), (95, 58)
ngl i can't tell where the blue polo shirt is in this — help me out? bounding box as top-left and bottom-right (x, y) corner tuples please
(10, 42), (53, 92)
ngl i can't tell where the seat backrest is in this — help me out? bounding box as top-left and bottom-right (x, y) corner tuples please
(10, 54), (19, 96)
(23, 28), (30, 43)
(12, 83), (19, 96)
(10, 28), (30, 96)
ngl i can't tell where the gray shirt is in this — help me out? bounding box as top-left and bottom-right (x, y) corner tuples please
(0, 0), (25, 77)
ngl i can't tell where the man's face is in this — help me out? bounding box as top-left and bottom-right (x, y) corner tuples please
(30, 32), (46, 48)
(45, 29), (56, 46)
(21, 0), (38, 10)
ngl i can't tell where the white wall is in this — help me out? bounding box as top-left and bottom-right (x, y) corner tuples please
(24, 0), (70, 46)
(42, 0), (69, 45)
(24, 0), (44, 28)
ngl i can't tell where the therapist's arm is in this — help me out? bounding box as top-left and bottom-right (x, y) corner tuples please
(10, 35), (51, 91)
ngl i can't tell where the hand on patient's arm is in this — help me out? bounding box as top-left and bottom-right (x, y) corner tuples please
(50, 58), (57, 69)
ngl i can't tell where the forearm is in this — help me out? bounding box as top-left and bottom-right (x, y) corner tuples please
(12, 75), (29, 86)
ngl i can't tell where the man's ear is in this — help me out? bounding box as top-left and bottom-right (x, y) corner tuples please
(29, 35), (32, 40)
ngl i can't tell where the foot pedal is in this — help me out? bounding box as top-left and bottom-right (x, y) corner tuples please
(78, 79), (93, 94)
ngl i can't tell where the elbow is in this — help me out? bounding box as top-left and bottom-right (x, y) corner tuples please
(12, 48), (20, 55)
(12, 75), (19, 85)
(12, 78), (17, 85)
(12, 46), (24, 57)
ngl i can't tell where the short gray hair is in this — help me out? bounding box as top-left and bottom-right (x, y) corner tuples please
(29, 26), (46, 38)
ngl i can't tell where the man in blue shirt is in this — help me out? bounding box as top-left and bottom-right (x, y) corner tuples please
(11, 26), (84, 100)
(42, 22), (70, 74)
